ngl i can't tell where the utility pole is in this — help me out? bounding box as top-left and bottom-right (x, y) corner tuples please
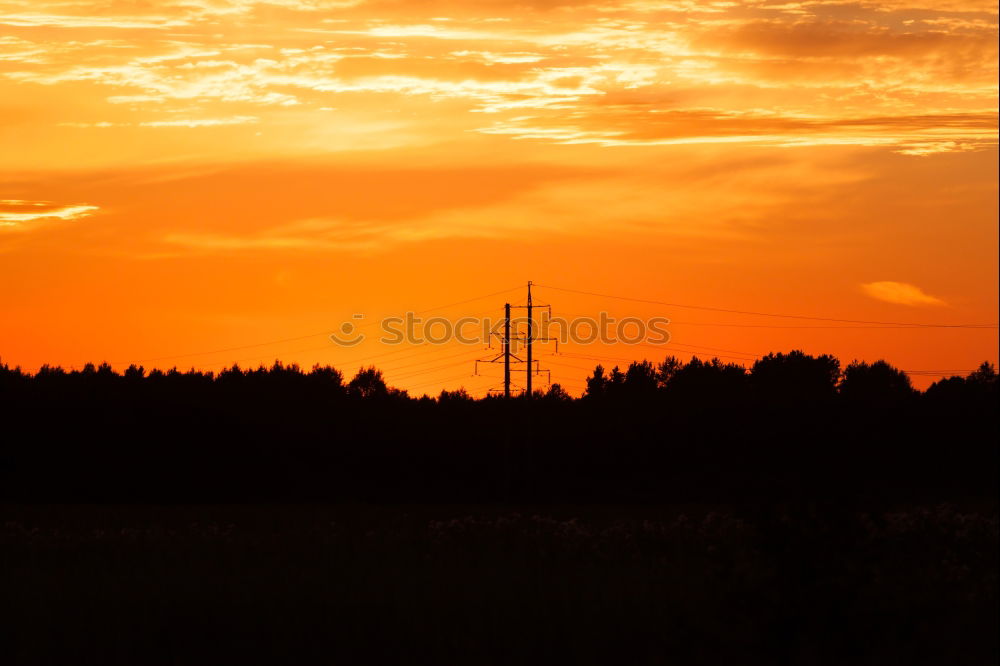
(474, 282), (553, 398)
(504, 302), (511, 399)
(526, 282), (533, 398)
(518, 280), (554, 398)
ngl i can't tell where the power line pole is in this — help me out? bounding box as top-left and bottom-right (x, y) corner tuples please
(475, 281), (552, 398)
(504, 302), (511, 399)
(526, 282), (533, 398)
(518, 280), (554, 399)
(476, 302), (522, 397)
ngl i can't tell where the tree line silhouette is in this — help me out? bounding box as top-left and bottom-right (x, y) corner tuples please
(1, 350), (996, 503)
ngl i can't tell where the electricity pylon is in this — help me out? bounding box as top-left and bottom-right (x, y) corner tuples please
(474, 281), (554, 398)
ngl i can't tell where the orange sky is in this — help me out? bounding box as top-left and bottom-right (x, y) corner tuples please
(1, 0), (997, 394)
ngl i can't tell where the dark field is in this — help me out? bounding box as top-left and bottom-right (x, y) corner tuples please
(3, 502), (997, 665)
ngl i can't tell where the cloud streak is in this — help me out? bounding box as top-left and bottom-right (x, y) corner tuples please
(862, 281), (947, 306)
(0, 0), (994, 159)
(0, 200), (99, 227)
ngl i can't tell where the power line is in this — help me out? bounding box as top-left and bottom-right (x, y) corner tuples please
(668, 321), (991, 330)
(534, 283), (999, 329)
(559, 348), (755, 363)
(636, 341), (760, 358)
(119, 285), (522, 364)
(203, 336), (447, 372)
(212, 343), (489, 383)
(549, 308), (989, 332)
(556, 352), (644, 364)
(195, 305), (503, 377)
(381, 348), (487, 376)
(129, 332), (337, 365)
(544, 357), (601, 372)
(296, 306), (499, 371)
(473, 282), (553, 398)
(549, 354), (980, 385)
(904, 369), (979, 375)
(390, 355), (486, 382)
(407, 374), (496, 392)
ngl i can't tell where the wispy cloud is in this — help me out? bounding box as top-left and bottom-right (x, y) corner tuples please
(1, 0), (994, 156)
(141, 115), (260, 127)
(58, 116), (260, 128)
(161, 213), (507, 253)
(862, 281), (947, 306)
(0, 200), (99, 227)
(0, 13), (189, 28)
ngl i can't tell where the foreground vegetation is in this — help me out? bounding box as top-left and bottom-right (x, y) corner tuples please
(3, 503), (996, 665)
(1, 351), (996, 503)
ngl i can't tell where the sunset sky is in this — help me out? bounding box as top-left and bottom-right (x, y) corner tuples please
(1, 0), (997, 394)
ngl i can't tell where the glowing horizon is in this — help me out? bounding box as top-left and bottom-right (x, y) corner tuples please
(1, 0), (997, 393)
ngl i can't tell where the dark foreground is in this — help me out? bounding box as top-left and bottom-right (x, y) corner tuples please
(2, 356), (997, 662)
(3, 502), (997, 665)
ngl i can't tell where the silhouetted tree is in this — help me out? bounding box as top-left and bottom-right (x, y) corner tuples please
(967, 361), (999, 390)
(750, 350), (840, 405)
(839, 360), (916, 406)
(926, 361), (999, 407)
(623, 360), (658, 398)
(585, 365), (607, 399)
(439, 388), (473, 403)
(348, 366), (389, 399)
(655, 356), (683, 389)
(606, 366), (626, 396)
(664, 357), (748, 404)
(543, 383), (572, 402)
